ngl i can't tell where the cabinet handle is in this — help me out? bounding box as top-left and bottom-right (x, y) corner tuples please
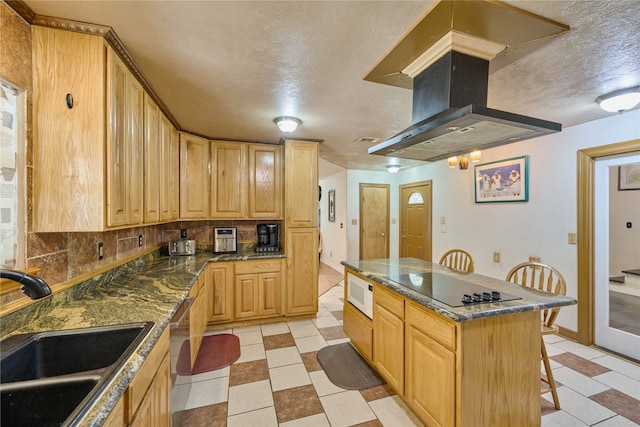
(66, 93), (74, 109)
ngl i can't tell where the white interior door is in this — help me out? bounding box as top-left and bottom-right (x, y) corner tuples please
(594, 153), (640, 360)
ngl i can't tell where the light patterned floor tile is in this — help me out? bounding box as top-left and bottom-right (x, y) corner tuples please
(552, 366), (610, 396)
(266, 346), (303, 368)
(320, 390), (376, 427)
(289, 322), (321, 338)
(541, 409), (588, 427)
(368, 395), (423, 427)
(595, 415), (640, 426)
(313, 315), (341, 328)
(554, 340), (611, 360)
(234, 329), (263, 346)
(592, 355), (640, 381)
(295, 334), (328, 353)
(227, 406), (278, 427)
(235, 343), (266, 363)
(227, 379), (274, 416)
(261, 322), (290, 336)
(543, 386), (616, 425)
(593, 371), (640, 400)
(309, 369), (347, 396)
(185, 376), (229, 409)
(270, 363), (312, 391)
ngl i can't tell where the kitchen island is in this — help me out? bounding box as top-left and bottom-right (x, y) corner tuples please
(341, 258), (576, 427)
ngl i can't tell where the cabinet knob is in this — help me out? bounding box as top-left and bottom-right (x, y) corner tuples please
(65, 93), (74, 109)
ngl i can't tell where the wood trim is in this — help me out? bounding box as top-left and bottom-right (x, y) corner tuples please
(576, 138), (640, 345)
(5, 1), (180, 130)
(0, 268), (41, 295)
(558, 325), (578, 342)
(0, 246), (163, 317)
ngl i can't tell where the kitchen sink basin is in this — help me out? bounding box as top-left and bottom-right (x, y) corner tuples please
(0, 322), (154, 426)
(1, 322), (153, 384)
(1, 377), (99, 427)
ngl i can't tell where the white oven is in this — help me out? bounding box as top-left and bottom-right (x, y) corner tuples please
(347, 272), (373, 319)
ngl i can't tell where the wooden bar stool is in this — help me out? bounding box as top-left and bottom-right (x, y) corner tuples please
(438, 249), (475, 273)
(506, 261), (567, 409)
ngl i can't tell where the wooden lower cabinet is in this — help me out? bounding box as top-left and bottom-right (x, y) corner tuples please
(189, 274), (207, 370)
(234, 260), (282, 320)
(405, 304), (455, 427)
(130, 354), (170, 427)
(207, 262), (234, 322)
(372, 284), (404, 394)
(342, 302), (372, 361)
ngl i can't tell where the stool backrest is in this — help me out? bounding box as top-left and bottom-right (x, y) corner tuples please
(439, 249), (474, 273)
(505, 262), (566, 328)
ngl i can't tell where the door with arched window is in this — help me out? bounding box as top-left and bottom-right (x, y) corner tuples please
(399, 181), (432, 260)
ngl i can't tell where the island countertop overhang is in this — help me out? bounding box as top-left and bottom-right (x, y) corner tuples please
(341, 257), (576, 322)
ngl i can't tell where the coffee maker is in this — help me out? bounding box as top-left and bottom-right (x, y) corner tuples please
(256, 223), (280, 252)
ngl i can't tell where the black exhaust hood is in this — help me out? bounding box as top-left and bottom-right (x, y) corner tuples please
(368, 51), (561, 162)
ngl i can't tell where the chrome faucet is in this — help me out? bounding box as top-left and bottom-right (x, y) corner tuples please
(0, 269), (52, 299)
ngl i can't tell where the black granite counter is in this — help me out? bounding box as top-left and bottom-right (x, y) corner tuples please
(341, 258), (576, 322)
(0, 243), (285, 426)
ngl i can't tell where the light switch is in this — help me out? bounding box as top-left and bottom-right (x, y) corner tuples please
(440, 216), (446, 225)
(493, 252), (500, 263)
(391, 218), (396, 224)
(568, 233), (577, 245)
(440, 225), (447, 233)
(351, 219), (357, 225)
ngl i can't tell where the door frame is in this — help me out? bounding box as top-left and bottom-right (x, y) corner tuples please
(359, 183), (390, 259)
(399, 180), (432, 261)
(576, 138), (640, 345)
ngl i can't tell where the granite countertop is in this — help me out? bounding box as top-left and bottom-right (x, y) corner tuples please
(0, 243), (285, 427)
(341, 258), (576, 322)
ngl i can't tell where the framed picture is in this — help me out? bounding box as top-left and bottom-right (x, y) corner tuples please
(328, 189), (335, 222)
(474, 155), (529, 203)
(618, 163), (640, 190)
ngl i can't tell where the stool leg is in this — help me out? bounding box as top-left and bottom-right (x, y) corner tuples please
(541, 337), (560, 409)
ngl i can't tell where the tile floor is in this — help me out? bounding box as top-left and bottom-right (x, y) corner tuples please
(172, 281), (640, 427)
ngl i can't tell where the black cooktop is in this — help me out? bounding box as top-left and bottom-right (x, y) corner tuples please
(384, 272), (522, 307)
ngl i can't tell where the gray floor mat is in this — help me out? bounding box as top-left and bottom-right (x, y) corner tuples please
(317, 343), (385, 390)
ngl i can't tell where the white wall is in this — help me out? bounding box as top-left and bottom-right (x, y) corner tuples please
(319, 170), (348, 272)
(341, 109), (640, 332)
(609, 162), (640, 276)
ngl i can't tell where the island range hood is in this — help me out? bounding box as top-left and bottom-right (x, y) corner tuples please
(368, 50), (562, 162)
(366, 1), (568, 163)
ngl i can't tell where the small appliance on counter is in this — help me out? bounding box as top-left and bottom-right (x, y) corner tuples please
(214, 227), (237, 253)
(169, 239), (196, 256)
(256, 223), (280, 253)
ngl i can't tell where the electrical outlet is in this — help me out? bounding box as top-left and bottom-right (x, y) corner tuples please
(568, 232), (577, 245)
(97, 242), (104, 260)
(493, 251), (500, 263)
(138, 235), (143, 247)
(529, 256), (541, 263)
(180, 229), (187, 239)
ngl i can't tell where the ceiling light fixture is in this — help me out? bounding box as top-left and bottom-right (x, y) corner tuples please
(386, 164), (400, 173)
(274, 116), (302, 132)
(448, 156), (458, 168)
(596, 87), (640, 113)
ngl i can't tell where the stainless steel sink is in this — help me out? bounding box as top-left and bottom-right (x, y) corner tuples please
(0, 322), (154, 426)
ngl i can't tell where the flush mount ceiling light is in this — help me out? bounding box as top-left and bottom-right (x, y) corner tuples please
(596, 87), (640, 113)
(274, 116), (301, 132)
(386, 164), (400, 173)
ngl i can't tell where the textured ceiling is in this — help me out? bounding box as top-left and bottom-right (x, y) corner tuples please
(22, 0), (640, 178)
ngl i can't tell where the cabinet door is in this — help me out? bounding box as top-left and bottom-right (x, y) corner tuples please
(189, 277), (207, 370)
(211, 141), (246, 218)
(405, 324), (455, 427)
(32, 27), (107, 232)
(235, 274), (259, 319)
(158, 112), (172, 221)
(285, 227), (318, 315)
(373, 303), (404, 394)
(258, 272), (281, 316)
(152, 355), (170, 427)
(143, 94), (160, 223)
(170, 126), (180, 220)
(179, 133), (210, 219)
(248, 144), (282, 218)
(284, 141), (318, 227)
(207, 262), (234, 322)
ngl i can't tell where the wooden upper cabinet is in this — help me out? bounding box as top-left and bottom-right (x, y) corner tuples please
(211, 141), (247, 218)
(180, 133), (210, 219)
(159, 113), (173, 222)
(170, 127), (180, 220)
(284, 140), (318, 227)
(143, 94), (160, 223)
(107, 51), (143, 228)
(32, 27), (107, 231)
(248, 144), (282, 218)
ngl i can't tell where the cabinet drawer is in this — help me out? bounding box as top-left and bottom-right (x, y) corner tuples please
(373, 284), (404, 319)
(235, 259), (281, 274)
(406, 301), (456, 351)
(343, 302), (373, 361)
